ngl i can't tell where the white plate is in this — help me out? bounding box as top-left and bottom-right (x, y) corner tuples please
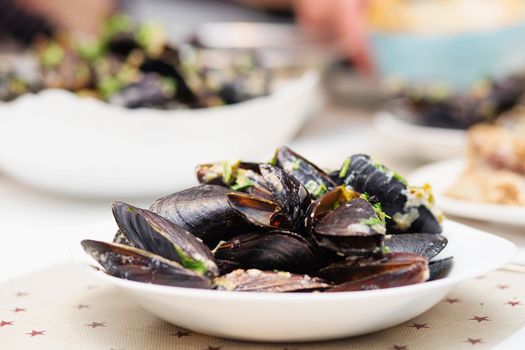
(0, 72), (319, 199)
(374, 111), (465, 161)
(410, 158), (525, 226)
(73, 220), (515, 342)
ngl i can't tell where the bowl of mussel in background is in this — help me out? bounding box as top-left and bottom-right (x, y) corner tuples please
(374, 74), (525, 160)
(75, 147), (515, 341)
(0, 15), (319, 198)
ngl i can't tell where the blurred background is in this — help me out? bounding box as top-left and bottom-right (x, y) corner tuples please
(1, 0), (525, 280)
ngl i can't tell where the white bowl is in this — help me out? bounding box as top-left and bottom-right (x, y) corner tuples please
(0, 72), (319, 199)
(410, 158), (525, 226)
(374, 111), (465, 161)
(74, 220), (515, 342)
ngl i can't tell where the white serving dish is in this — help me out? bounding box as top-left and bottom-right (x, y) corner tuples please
(74, 219), (515, 342)
(410, 158), (525, 226)
(374, 111), (465, 161)
(0, 71), (319, 199)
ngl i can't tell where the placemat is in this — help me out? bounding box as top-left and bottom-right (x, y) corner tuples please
(1, 263), (524, 350)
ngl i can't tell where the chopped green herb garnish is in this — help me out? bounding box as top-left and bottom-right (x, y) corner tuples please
(161, 77), (177, 96)
(359, 192), (370, 201)
(173, 245), (207, 276)
(392, 171), (407, 185)
(372, 202), (390, 224)
(268, 149), (278, 165)
(98, 76), (123, 99)
(105, 14), (132, 39)
(305, 180), (328, 198)
(372, 161), (388, 174)
(360, 216), (384, 227)
(380, 245), (391, 254)
(339, 158), (351, 178)
(40, 42), (64, 68)
(222, 161), (233, 185)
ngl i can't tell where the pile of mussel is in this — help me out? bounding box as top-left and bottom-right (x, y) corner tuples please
(0, 14), (269, 108)
(82, 147), (452, 292)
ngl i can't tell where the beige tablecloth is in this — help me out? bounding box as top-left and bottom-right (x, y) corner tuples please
(1, 264), (524, 350)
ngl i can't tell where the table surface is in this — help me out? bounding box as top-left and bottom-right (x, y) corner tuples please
(1, 103), (524, 349)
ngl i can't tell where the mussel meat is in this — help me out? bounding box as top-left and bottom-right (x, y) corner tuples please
(214, 269), (330, 292)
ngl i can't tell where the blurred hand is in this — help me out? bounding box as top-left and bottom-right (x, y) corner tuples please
(16, 0), (115, 34)
(294, 0), (372, 75)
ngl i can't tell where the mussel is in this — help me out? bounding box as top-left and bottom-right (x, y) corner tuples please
(214, 231), (318, 274)
(339, 154), (443, 234)
(309, 187), (386, 255)
(149, 185), (258, 248)
(274, 146), (336, 199)
(214, 269), (330, 292)
(82, 240), (212, 288)
(112, 202), (219, 277)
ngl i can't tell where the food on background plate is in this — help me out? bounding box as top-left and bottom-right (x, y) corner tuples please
(82, 147), (451, 293)
(0, 14), (269, 109)
(390, 75), (525, 129)
(446, 108), (525, 206)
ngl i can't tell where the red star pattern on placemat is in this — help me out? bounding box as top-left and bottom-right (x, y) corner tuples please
(86, 322), (106, 328)
(444, 298), (460, 304)
(11, 307), (26, 313)
(15, 292), (28, 297)
(470, 316), (490, 323)
(464, 338), (482, 345)
(409, 322), (429, 330)
(497, 285), (509, 290)
(389, 345), (408, 350)
(506, 300), (521, 307)
(0, 320), (14, 327)
(172, 330), (191, 338)
(26, 330), (45, 337)
(75, 304), (89, 310)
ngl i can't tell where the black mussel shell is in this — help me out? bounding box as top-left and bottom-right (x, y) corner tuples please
(259, 164), (311, 232)
(81, 240), (211, 288)
(328, 170), (345, 186)
(214, 269), (330, 292)
(110, 73), (175, 108)
(227, 192), (282, 228)
(340, 154), (442, 234)
(327, 260), (428, 292)
(319, 252), (427, 284)
(112, 202), (219, 277)
(274, 146), (336, 199)
(429, 257), (454, 281)
(214, 231), (318, 274)
(307, 186), (360, 232)
(139, 56), (201, 107)
(107, 32), (140, 57)
(384, 233), (448, 260)
(313, 197), (385, 255)
(149, 185), (256, 248)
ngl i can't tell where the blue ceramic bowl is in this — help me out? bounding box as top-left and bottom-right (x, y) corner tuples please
(371, 21), (525, 88)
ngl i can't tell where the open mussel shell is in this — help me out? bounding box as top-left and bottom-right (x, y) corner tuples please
(306, 186), (360, 231)
(214, 231), (318, 275)
(429, 257), (454, 281)
(214, 269), (330, 292)
(340, 154), (442, 234)
(319, 252), (428, 284)
(81, 240), (211, 289)
(112, 202), (218, 277)
(149, 185), (257, 248)
(313, 197), (385, 255)
(274, 146), (336, 199)
(384, 233), (448, 260)
(227, 192), (282, 228)
(259, 164), (311, 232)
(327, 261), (429, 292)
